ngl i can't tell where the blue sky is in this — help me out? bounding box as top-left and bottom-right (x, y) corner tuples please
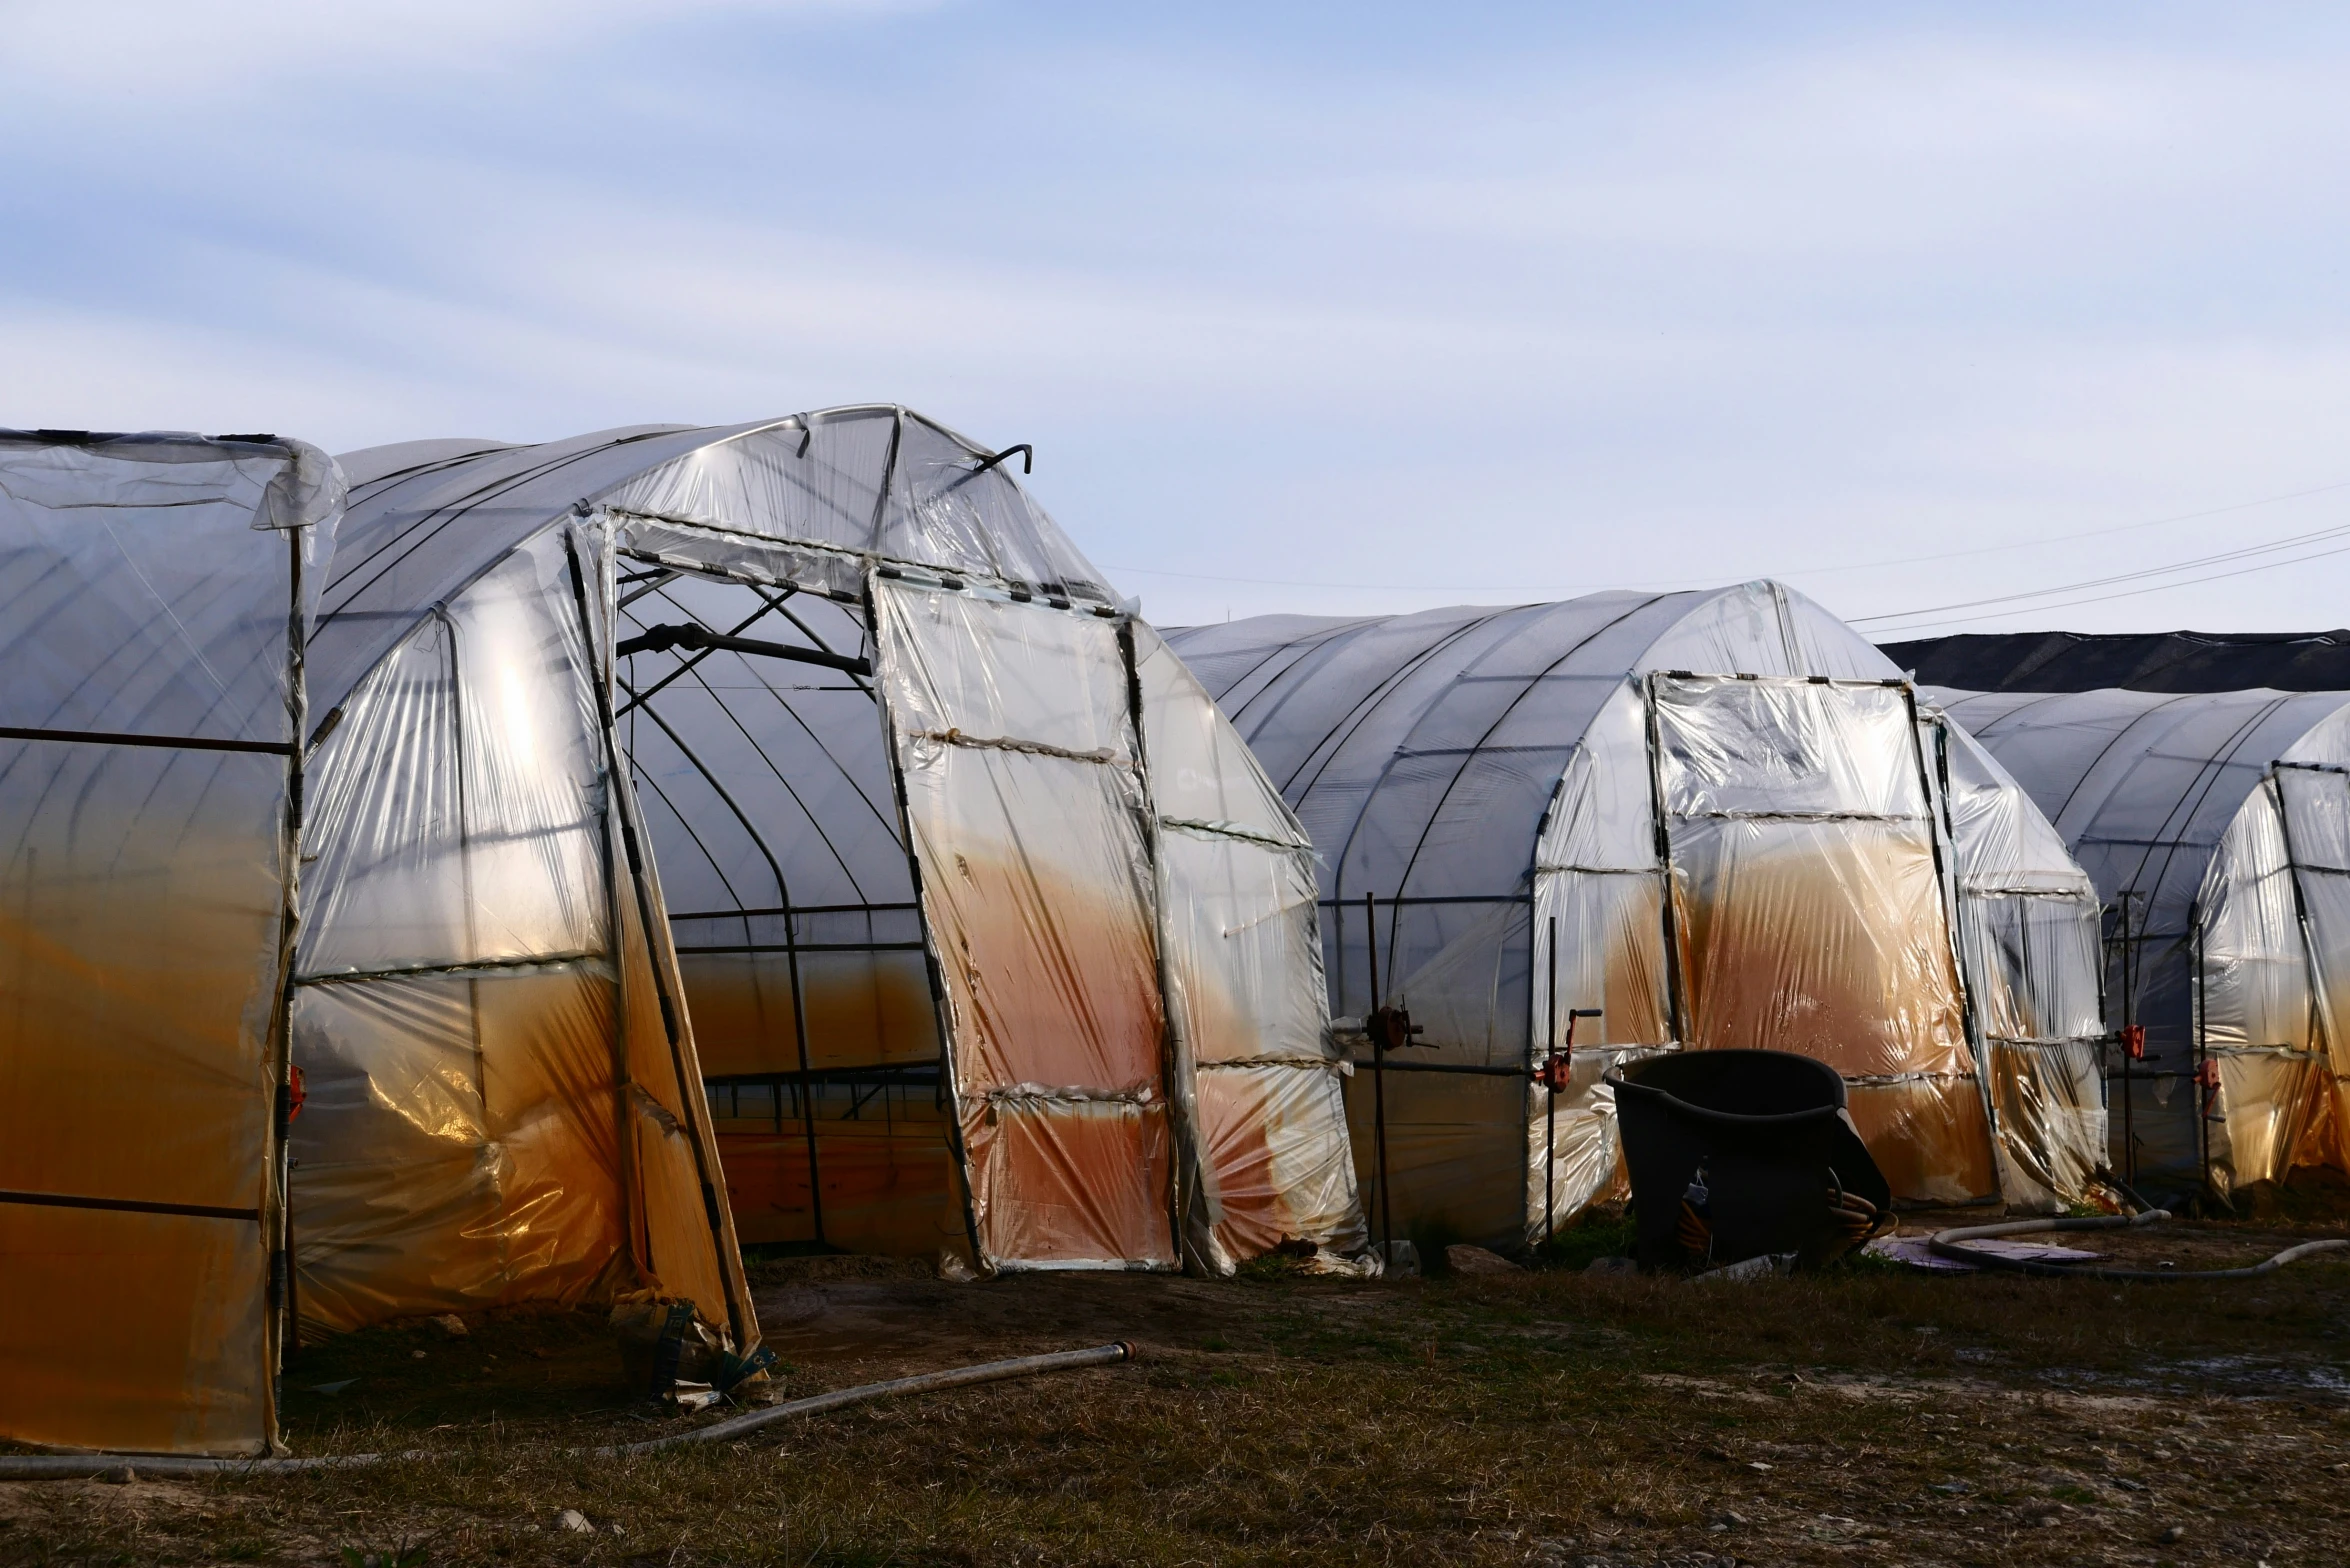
(7, 2), (2350, 635)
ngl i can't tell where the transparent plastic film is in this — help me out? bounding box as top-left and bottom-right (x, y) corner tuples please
(0, 433), (334, 744)
(873, 579), (1175, 1268)
(1522, 1051), (1645, 1245)
(1653, 675), (1992, 1203)
(606, 786), (750, 1348)
(710, 1078), (959, 1254)
(2268, 765), (2350, 1185)
(1135, 624), (1364, 1260)
(293, 527), (747, 1344)
(0, 434), (335, 1456)
(1345, 1069), (1529, 1250)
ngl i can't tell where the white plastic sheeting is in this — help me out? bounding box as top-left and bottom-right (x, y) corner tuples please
(310, 408), (1360, 1294)
(0, 430), (342, 1456)
(1934, 687), (2350, 1200)
(1172, 582), (2108, 1248)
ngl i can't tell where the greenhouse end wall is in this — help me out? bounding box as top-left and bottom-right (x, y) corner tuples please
(0, 431), (341, 1456)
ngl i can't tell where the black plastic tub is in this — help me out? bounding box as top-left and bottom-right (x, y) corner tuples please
(1607, 1049), (1891, 1271)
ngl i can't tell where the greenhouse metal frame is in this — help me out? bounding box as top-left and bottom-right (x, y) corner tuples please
(302, 407), (1360, 1327)
(1170, 583), (2108, 1252)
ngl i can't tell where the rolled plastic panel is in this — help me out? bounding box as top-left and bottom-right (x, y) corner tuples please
(1652, 675), (1994, 1203)
(872, 578), (1176, 1269)
(0, 433), (337, 1456)
(1134, 624), (1364, 1262)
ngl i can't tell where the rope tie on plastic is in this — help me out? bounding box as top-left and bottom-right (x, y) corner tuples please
(914, 729), (1128, 767)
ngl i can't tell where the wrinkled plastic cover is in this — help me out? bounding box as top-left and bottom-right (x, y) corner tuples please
(0, 432), (338, 1455)
(292, 525), (749, 1346)
(873, 579), (1178, 1268)
(1652, 676), (1993, 1203)
(316, 408), (1113, 723)
(1134, 625), (1365, 1263)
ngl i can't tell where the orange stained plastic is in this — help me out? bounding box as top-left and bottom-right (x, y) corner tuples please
(899, 761), (1177, 1266)
(962, 1095), (1177, 1265)
(714, 1121), (960, 1254)
(1343, 1069), (1531, 1249)
(1844, 1077), (1997, 1206)
(0, 743), (288, 1456)
(1674, 823), (1970, 1078)
(678, 951), (940, 1078)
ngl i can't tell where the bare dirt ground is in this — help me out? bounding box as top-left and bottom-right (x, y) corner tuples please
(5, 1216), (2349, 1567)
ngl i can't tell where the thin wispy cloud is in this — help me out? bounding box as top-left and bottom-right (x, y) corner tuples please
(4, 3), (2348, 632)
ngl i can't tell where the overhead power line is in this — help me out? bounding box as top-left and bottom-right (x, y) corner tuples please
(1107, 474), (2350, 599)
(1855, 515), (2350, 632)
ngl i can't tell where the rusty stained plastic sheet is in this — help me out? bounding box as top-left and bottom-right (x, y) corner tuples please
(872, 577), (1180, 1269)
(1133, 624), (1365, 1266)
(290, 524), (748, 1344)
(1651, 675), (1995, 1205)
(0, 432), (341, 1456)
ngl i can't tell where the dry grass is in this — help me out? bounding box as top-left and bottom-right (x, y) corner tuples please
(5, 1218), (2349, 1566)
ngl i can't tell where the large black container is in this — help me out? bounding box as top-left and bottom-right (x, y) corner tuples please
(1608, 1049), (1891, 1270)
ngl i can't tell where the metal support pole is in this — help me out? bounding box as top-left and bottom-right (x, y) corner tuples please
(1366, 891), (1392, 1261)
(2193, 900), (2209, 1198)
(2118, 891), (2138, 1191)
(1544, 915), (1558, 1244)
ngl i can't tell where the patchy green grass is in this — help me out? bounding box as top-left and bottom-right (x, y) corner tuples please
(5, 1219), (2350, 1566)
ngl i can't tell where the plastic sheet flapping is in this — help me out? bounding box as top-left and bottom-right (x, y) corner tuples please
(1133, 624), (1365, 1264)
(872, 577), (1178, 1268)
(291, 524), (747, 1345)
(0, 432), (339, 1456)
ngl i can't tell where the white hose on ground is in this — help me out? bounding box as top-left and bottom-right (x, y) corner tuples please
(0, 1342), (1137, 1481)
(1929, 1209), (2350, 1280)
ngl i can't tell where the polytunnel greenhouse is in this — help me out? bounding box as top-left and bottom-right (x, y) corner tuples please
(1167, 582), (2109, 1253)
(1931, 687), (2350, 1202)
(300, 405), (1361, 1338)
(0, 430), (341, 1456)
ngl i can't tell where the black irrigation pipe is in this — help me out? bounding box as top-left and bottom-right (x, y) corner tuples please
(0, 1344), (1136, 1480)
(1928, 1210), (2350, 1281)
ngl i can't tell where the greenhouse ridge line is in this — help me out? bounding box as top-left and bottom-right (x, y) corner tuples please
(1104, 473), (2350, 599)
